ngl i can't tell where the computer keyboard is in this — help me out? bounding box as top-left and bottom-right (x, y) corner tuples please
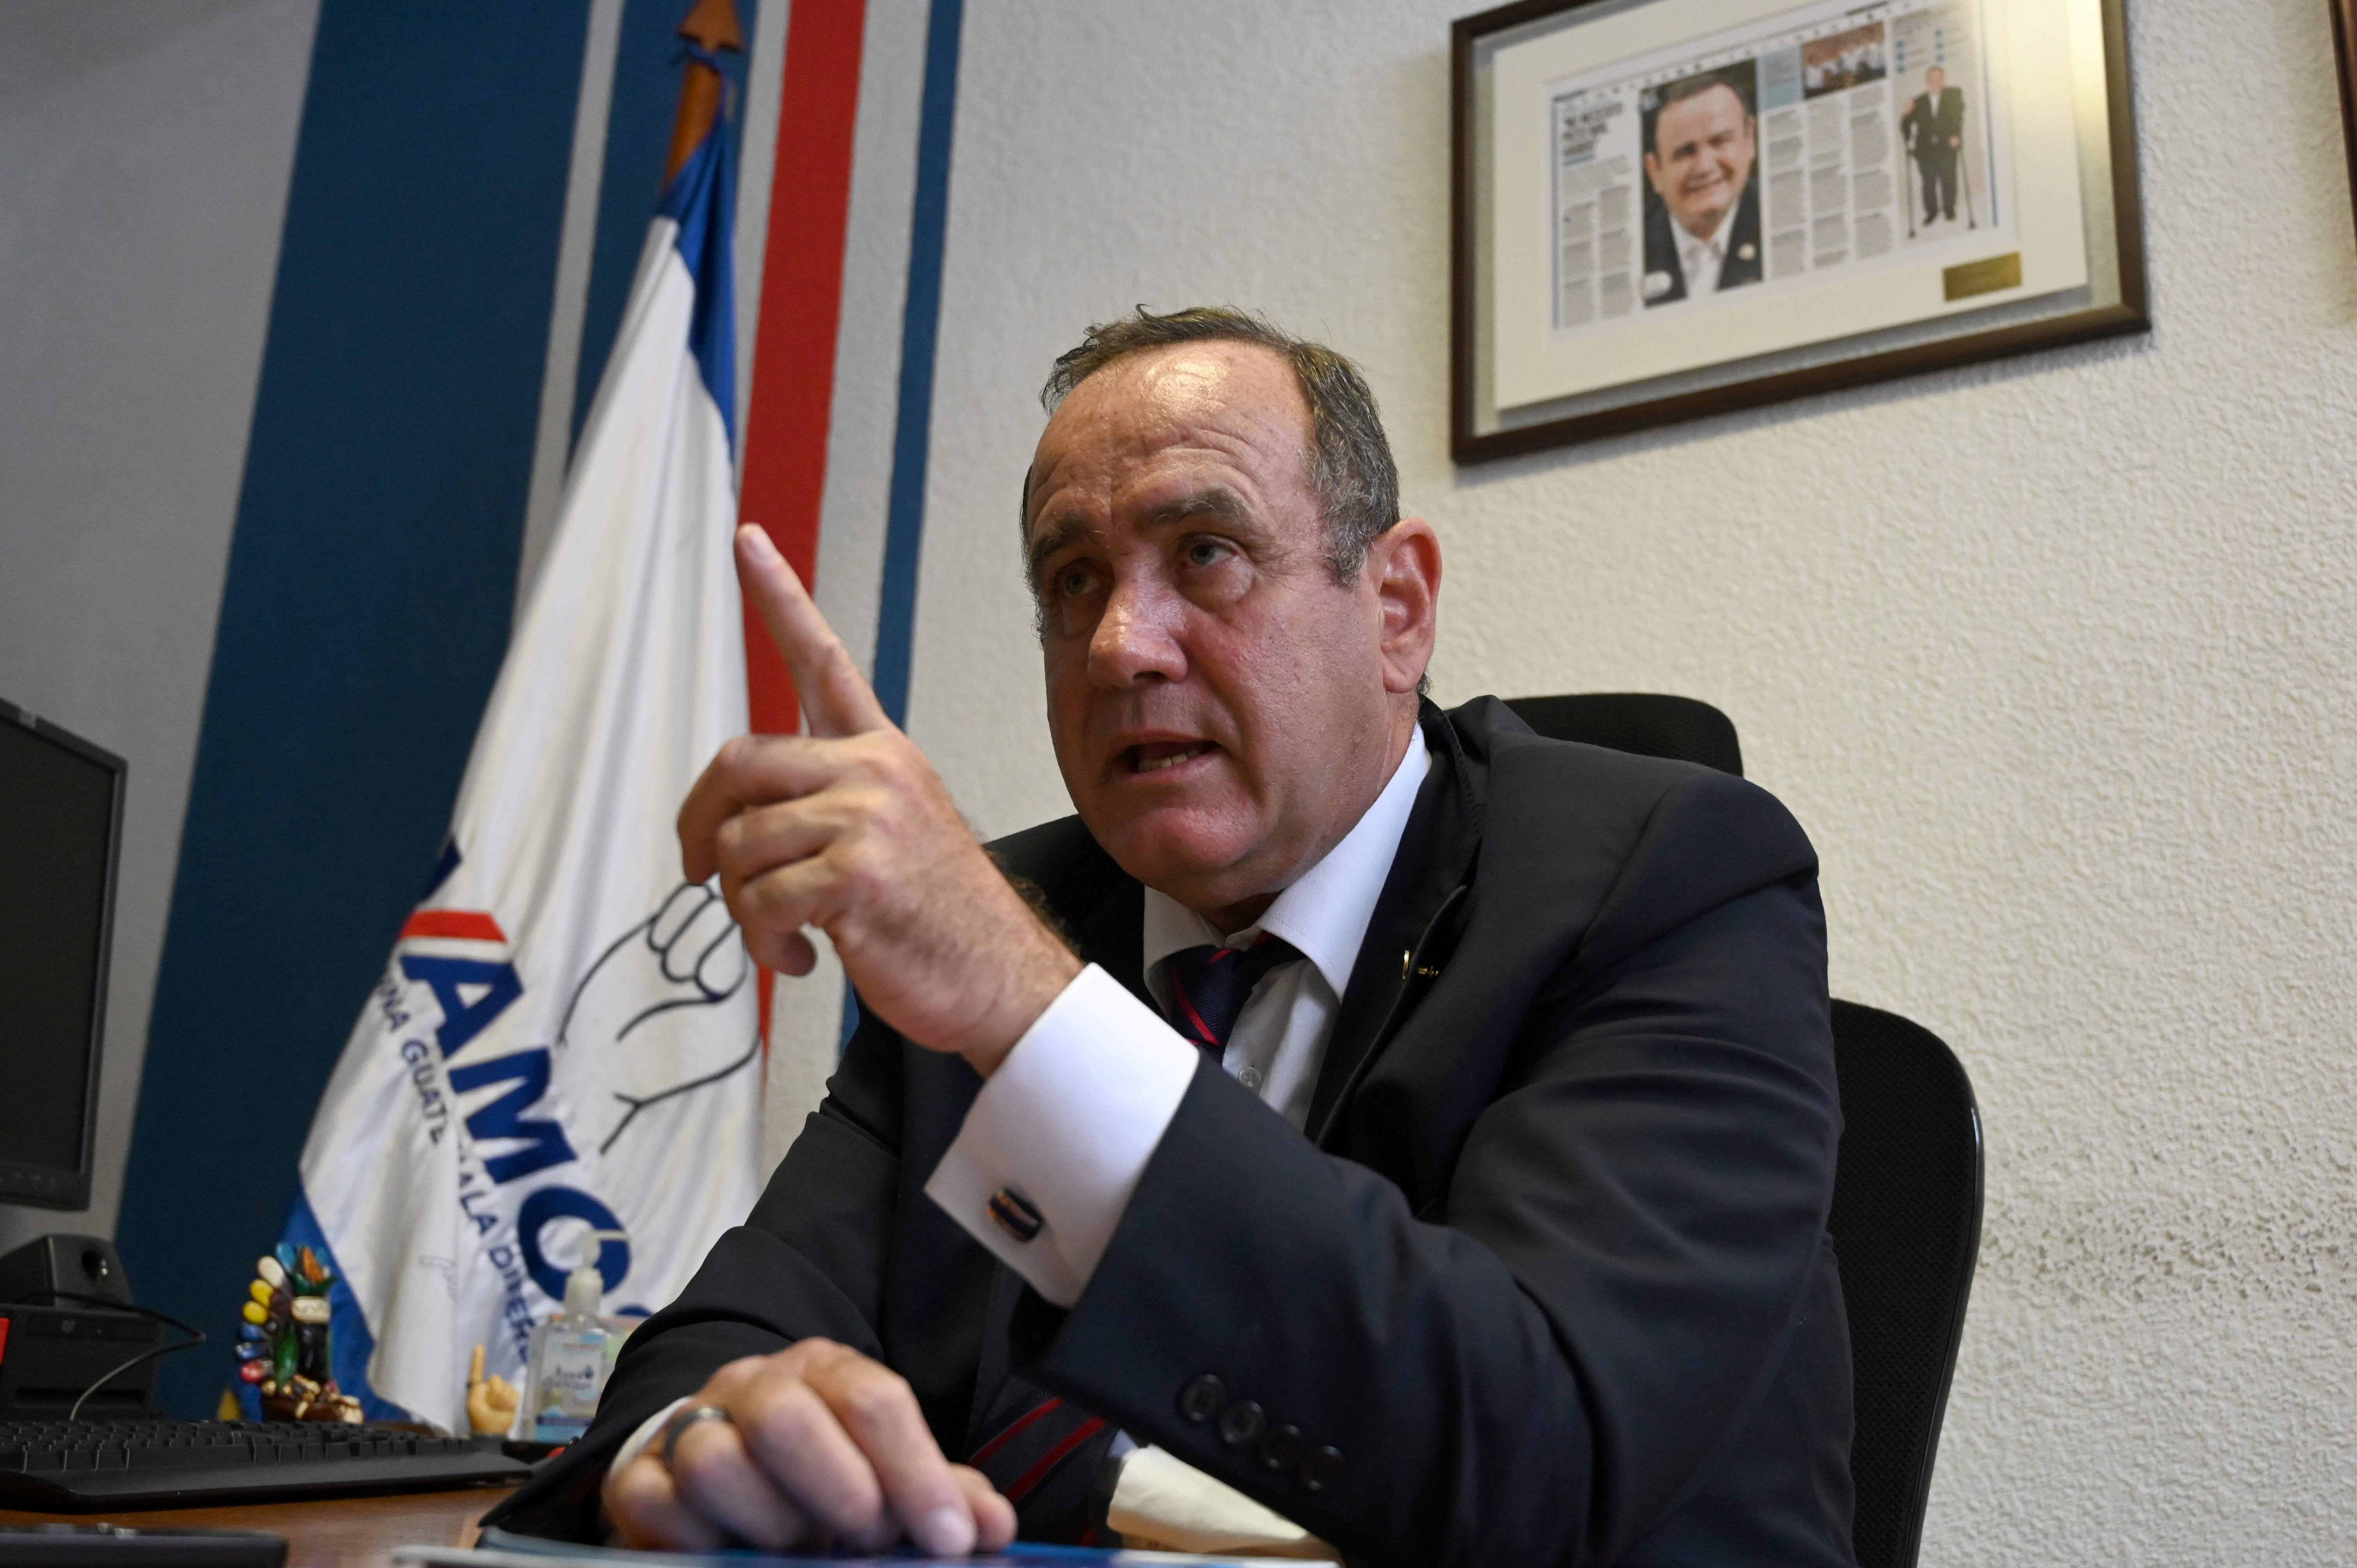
(0, 1418), (530, 1510)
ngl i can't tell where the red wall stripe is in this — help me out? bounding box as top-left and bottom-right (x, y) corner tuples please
(740, 0), (868, 740)
(739, 0), (867, 1044)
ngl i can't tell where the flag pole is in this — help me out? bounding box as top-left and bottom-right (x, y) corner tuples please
(666, 0), (771, 1052)
(667, 0), (744, 182)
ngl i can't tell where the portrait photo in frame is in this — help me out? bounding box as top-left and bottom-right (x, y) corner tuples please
(1451, 0), (2148, 462)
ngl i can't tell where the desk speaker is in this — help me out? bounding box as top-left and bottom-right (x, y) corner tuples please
(0, 1233), (133, 1308)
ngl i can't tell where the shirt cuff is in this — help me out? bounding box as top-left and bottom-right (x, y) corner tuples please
(597, 1397), (691, 1543)
(612, 1396), (688, 1478)
(924, 963), (1200, 1307)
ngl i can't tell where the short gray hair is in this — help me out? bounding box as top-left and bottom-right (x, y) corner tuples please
(1028, 306), (1400, 583)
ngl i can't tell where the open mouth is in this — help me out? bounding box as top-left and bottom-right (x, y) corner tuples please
(1125, 741), (1214, 775)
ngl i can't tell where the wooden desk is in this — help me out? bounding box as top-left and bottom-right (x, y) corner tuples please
(0, 1482), (517, 1567)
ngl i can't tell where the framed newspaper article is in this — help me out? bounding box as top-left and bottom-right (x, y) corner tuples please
(1451, 0), (2147, 462)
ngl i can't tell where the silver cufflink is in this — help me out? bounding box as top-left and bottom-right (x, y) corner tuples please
(988, 1186), (1044, 1243)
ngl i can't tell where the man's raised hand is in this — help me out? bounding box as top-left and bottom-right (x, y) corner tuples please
(678, 525), (1080, 1074)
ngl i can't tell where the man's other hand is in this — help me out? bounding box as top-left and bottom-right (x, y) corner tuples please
(678, 525), (1081, 1075)
(603, 1338), (1018, 1554)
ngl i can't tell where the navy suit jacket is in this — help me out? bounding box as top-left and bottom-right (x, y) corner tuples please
(486, 696), (1856, 1566)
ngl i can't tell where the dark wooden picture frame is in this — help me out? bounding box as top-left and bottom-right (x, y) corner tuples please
(1450, 0), (2150, 464)
(2331, 0), (2357, 240)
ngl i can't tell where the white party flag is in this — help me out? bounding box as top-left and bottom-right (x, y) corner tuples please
(261, 113), (762, 1435)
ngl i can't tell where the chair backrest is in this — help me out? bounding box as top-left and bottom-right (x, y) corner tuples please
(1505, 694), (1979, 1565)
(1502, 692), (1743, 776)
(1825, 1000), (1984, 1568)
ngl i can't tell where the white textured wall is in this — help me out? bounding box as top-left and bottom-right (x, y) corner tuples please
(0, 0), (318, 1255)
(886, 1), (2357, 1561)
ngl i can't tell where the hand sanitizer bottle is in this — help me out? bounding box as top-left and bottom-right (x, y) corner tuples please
(522, 1230), (625, 1443)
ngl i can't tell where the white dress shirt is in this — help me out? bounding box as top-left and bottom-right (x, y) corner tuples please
(924, 736), (1431, 1307)
(612, 738), (1431, 1489)
(1676, 200), (1741, 295)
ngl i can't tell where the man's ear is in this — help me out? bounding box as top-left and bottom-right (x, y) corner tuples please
(1368, 519), (1440, 697)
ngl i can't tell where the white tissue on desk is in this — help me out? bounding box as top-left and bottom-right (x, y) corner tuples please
(1106, 1444), (1338, 1560)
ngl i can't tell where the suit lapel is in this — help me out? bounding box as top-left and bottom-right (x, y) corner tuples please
(1071, 862), (1146, 1003)
(1723, 181), (1762, 287)
(1307, 706), (1486, 1143)
(983, 710), (1491, 1147)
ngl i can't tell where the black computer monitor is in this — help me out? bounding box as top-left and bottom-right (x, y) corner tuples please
(0, 701), (124, 1210)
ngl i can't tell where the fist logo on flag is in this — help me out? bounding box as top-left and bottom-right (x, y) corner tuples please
(558, 879), (759, 1156)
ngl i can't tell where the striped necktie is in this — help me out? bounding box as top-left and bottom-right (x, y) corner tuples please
(1161, 933), (1302, 1057)
(966, 1385), (1116, 1544)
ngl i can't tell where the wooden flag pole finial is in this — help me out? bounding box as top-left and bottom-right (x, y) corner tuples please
(665, 0), (745, 185)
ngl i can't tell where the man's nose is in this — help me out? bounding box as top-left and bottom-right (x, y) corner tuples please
(1087, 578), (1187, 687)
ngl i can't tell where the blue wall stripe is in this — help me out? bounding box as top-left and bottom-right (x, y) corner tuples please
(870, 0), (965, 728)
(571, 0), (757, 448)
(118, 2), (590, 1418)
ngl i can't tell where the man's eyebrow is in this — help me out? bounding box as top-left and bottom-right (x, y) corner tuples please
(1024, 516), (1094, 581)
(1025, 488), (1260, 579)
(1138, 487), (1253, 529)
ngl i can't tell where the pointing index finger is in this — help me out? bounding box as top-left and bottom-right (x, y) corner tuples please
(737, 524), (891, 739)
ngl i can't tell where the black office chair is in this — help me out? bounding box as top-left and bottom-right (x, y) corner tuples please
(1502, 692), (1742, 776)
(1503, 694), (1982, 1568)
(1826, 1001), (1982, 1568)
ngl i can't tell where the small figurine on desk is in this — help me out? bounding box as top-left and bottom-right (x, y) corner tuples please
(466, 1342), (521, 1436)
(232, 1243), (364, 1424)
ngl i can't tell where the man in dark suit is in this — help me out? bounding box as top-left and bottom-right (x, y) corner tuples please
(1902, 66), (1966, 224)
(1641, 70), (1764, 306)
(484, 307), (1854, 1566)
